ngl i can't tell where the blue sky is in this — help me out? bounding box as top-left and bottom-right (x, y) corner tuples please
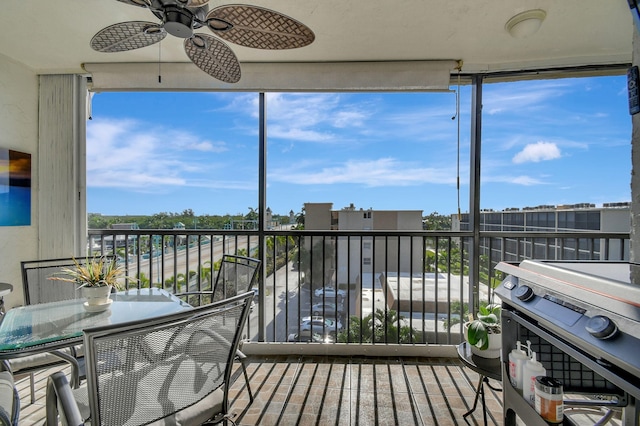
(87, 75), (631, 217)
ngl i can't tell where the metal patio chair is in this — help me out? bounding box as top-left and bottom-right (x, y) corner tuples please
(0, 363), (19, 426)
(7, 257), (114, 403)
(21, 256), (115, 305)
(176, 254), (261, 403)
(46, 290), (254, 426)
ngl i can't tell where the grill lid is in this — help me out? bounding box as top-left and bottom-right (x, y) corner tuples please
(495, 260), (640, 380)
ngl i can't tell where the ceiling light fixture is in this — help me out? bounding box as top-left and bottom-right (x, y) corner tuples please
(505, 9), (546, 38)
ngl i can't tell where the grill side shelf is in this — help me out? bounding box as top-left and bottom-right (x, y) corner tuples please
(502, 309), (638, 400)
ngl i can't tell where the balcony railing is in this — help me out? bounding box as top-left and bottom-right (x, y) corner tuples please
(88, 228), (630, 355)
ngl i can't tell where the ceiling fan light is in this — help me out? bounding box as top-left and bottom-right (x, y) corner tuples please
(191, 34), (206, 48)
(505, 9), (546, 38)
(207, 18), (233, 32)
(143, 25), (164, 35)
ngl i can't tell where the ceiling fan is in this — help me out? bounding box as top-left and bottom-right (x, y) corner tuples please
(90, 0), (315, 83)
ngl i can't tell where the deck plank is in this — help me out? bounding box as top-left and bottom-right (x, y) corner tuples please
(17, 355), (503, 425)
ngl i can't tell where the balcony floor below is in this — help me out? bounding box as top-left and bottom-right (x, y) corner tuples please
(17, 355), (504, 425)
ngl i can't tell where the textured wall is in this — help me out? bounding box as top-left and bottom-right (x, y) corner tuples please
(0, 53), (39, 308)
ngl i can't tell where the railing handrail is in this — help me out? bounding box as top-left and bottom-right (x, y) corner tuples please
(89, 228), (630, 239)
(86, 227), (631, 356)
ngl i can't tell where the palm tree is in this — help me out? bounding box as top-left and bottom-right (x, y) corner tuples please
(175, 272), (187, 293)
(338, 309), (416, 343)
(199, 261), (213, 287)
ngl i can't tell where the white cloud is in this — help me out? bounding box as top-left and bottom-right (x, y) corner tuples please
(169, 130), (228, 153)
(268, 126), (336, 143)
(270, 158), (457, 187)
(483, 174), (546, 186)
(483, 80), (570, 115)
(227, 93), (374, 143)
(86, 118), (236, 190)
(511, 176), (545, 185)
(512, 142), (561, 164)
(216, 92), (460, 148)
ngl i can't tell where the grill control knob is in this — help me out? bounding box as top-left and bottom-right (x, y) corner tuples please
(586, 315), (618, 339)
(514, 285), (534, 302)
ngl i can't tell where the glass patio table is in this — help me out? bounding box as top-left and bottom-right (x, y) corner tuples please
(0, 288), (191, 386)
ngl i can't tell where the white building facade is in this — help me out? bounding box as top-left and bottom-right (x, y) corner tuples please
(304, 203), (424, 288)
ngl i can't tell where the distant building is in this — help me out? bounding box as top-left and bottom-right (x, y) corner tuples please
(452, 202), (631, 261)
(90, 223), (139, 250)
(111, 223), (139, 230)
(304, 202), (423, 287)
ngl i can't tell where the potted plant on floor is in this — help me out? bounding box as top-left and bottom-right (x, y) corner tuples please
(49, 255), (126, 311)
(464, 303), (502, 358)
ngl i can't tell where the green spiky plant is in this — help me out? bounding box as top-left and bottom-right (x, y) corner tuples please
(49, 255), (127, 290)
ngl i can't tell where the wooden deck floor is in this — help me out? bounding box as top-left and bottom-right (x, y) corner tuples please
(16, 355), (504, 425)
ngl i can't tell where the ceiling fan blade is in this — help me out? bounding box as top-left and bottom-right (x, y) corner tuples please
(184, 34), (241, 83)
(91, 22), (166, 52)
(206, 5), (314, 50)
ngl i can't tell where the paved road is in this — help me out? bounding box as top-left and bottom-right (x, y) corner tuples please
(126, 246), (332, 343)
(124, 236), (257, 287)
(255, 262), (347, 342)
(249, 261), (306, 342)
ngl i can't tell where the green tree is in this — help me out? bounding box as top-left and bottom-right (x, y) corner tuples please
(298, 238), (334, 290)
(423, 212), (452, 231)
(338, 309), (416, 343)
(293, 206), (305, 229)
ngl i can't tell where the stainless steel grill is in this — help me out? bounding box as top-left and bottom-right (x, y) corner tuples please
(495, 260), (640, 425)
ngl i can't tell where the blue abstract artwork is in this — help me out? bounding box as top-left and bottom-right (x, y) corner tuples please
(0, 148), (31, 226)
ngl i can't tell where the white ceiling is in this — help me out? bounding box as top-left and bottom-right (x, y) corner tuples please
(0, 0), (634, 83)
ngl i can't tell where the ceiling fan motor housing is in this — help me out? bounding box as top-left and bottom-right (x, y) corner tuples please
(163, 6), (194, 38)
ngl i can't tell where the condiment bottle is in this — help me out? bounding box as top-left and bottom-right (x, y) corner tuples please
(522, 351), (546, 406)
(535, 376), (563, 423)
(508, 340), (530, 391)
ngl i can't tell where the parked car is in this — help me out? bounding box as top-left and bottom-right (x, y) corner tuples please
(314, 287), (346, 299)
(287, 330), (332, 343)
(311, 302), (341, 317)
(301, 316), (343, 334)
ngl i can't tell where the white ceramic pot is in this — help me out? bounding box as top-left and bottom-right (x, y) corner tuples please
(83, 284), (112, 306)
(470, 332), (501, 358)
(464, 322), (502, 359)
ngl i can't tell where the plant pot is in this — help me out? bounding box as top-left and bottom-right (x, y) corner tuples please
(470, 332), (501, 358)
(464, 322), (502, 359)
(83, 285), (112, 306)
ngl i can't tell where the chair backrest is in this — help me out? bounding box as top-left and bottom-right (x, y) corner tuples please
(20, 257), (89, 305)
(180, 255), (261, 307)
(82, 291), (254, 426)
(21, 256), (117, 305)
(212, 255), (261, 302)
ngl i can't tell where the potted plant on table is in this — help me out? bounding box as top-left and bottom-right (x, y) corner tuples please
(49, 255), (126, 311)
(464, 303), (502, 358)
